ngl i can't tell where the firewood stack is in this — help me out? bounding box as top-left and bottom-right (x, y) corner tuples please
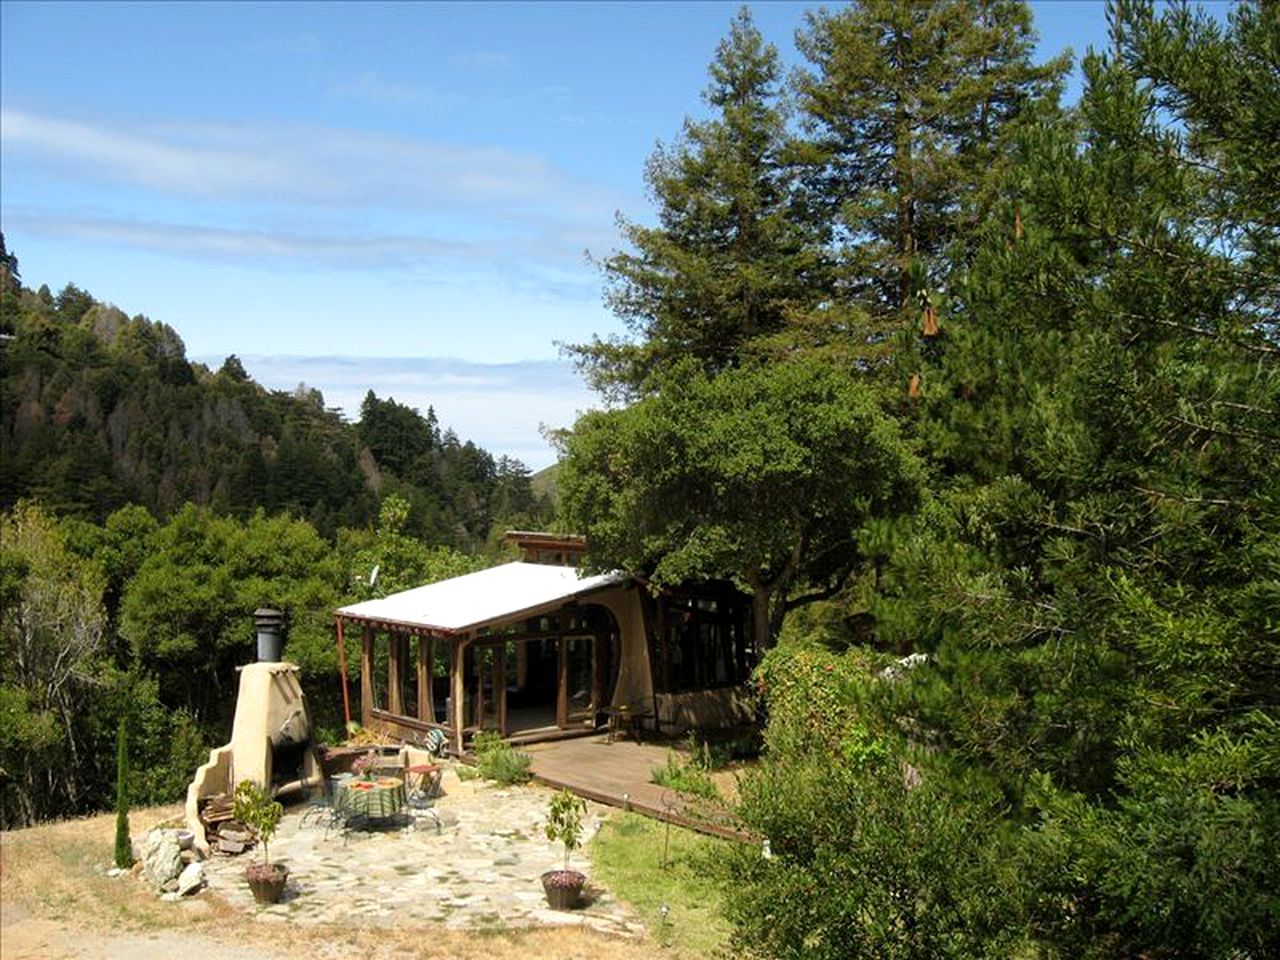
(197, 793), (257, 854)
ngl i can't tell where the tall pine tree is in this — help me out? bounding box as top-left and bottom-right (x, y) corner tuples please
(569, 8), (819, 400)
(790, 0), (1066, 374)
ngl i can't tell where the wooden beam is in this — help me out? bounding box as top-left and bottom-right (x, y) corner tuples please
(557, 637), (568, 727)
(360, 625), (374, 726)
(388, 631), (404, 715)
(497, 644), (508, 736)
(451, 639), (467, 754)
(417, 635), (432, 724)
(335, 616), (351, 727)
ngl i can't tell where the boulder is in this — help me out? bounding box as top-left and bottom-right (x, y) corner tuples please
(176, 862), (205, 896)
(141, 831), (183, 890)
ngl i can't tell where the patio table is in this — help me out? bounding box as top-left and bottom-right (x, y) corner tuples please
(606, 704), (655, 744)
(334, 776), (406, 821)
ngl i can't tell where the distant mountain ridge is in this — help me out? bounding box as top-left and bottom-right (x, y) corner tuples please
(0, 276), (548, 544)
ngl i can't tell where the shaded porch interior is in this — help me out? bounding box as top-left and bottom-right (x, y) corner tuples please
(335, 539), (760, 755)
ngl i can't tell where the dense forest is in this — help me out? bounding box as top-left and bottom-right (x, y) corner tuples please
(559, 1), (1277, 957)
(3, 0), (1277, 955)
(0, 238), (551, 827)
(0, 265), (547, 546)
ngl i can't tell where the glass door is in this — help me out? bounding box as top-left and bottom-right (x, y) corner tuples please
(469, 643), (506, 733)
(560, 635), (596, 725)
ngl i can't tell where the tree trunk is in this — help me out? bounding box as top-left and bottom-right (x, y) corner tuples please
(750, 587), (773, 661)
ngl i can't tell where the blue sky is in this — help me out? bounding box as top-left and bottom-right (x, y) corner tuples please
(2, 1), (1122, 468)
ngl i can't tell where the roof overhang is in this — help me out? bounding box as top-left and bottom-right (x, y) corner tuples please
(336, 561), (626, 636)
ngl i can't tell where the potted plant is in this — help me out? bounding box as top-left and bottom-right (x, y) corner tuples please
(233, 779), (288, 904)
(542, 788), (588, 909)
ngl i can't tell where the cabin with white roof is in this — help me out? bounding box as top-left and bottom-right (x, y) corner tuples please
(335, 532), (755, 754)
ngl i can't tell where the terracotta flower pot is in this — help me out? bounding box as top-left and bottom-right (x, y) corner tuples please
(541, 869), (585, 910)
(245, 862), (289, 904)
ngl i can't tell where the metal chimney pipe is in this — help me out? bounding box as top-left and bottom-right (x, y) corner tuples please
(254, 607), (285, 662)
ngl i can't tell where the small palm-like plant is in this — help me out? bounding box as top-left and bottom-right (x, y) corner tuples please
(541, 788), (588, 909)
(545, 788), (587, 872)
(233, 779), (283, 873)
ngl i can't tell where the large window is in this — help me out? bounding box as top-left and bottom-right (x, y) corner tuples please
(369, 630), (451, 728)
(655, 593), (751, 693)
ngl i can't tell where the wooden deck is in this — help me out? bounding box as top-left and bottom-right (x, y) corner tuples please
(524, 734), (751, 841)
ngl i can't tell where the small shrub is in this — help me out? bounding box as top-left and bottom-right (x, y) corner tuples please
(233, 779), (283, 866)
(651, 751), (720, 801)
(545, 788), (588, 871)
(472, 730), (531, 785)
(113, 717), (132, 869)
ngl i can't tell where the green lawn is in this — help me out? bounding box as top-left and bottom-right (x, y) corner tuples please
(590, 812), (732, 957)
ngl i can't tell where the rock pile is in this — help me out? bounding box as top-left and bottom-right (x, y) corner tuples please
(137, 829), (206, 900)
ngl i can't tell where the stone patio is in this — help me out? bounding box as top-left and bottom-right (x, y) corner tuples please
(198, 765), (645, 938)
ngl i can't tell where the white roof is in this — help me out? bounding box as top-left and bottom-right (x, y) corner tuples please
(336, 562), (624, 634)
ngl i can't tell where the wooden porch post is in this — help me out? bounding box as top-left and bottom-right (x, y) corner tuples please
(388, 630), (404, 715)
(496, 644), (508, 736)
(451, 638), (467, 754)
(360, 625), (374, 726)
(556, 637), (568, 728)
(417, 635), (432, 723)
(335, 616), (351, 726)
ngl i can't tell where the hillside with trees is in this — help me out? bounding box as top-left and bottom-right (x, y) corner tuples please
(1, 1), (1275, 955)
(560, 2), (1278, 956)
(0, 242), (550, 829)
(0, 266), (549, 547)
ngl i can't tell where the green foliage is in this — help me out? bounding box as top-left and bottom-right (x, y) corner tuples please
(0, 287), (379, 532)
(355, 392), (551, 546)
(755, 646), (890, 766)
(119, 504), (344, 733)
(471, 730), (532, 785)
(847, 3), (1280, 955)
(559, 357), (923, 652)
(344, 494), (485, 603)
(650, 751), (720, 802)
(233, 778), (283, 866)
(561, 4), (1278, 953)
(113, 716), (131, 869)
(729, 755), (1026, 960)
(789, 0), (1067, 373)
(0, 272), (544, 546)
(0, 502), (107, 827)
(545, 788), (588, 871)
(730, 645), (1026, 958)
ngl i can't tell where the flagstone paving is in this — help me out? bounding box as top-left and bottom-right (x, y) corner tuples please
(198, 766), (646, 938)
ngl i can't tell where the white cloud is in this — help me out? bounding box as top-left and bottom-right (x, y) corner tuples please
(10, 213), (509, 266)
(330, 71), (446, 107)
(1, 107), (627, 218)
(448, 50), (511, 71)
(1, 109), (305, 198)
(4, 210), (611, 294)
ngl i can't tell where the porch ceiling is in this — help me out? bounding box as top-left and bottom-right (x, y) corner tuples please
(336, 561), (625, 635)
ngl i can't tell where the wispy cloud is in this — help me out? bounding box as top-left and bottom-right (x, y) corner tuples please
(449, 50), (511, 71)
(5, 210), (611, 288)
(330, 71), (445, 107)
(1, 106), (634, 292)
(1, 110), (305, 198)
(8, 214), (470, 267)
(1, 107), (626, 218)
(242, 31), (325, 57)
